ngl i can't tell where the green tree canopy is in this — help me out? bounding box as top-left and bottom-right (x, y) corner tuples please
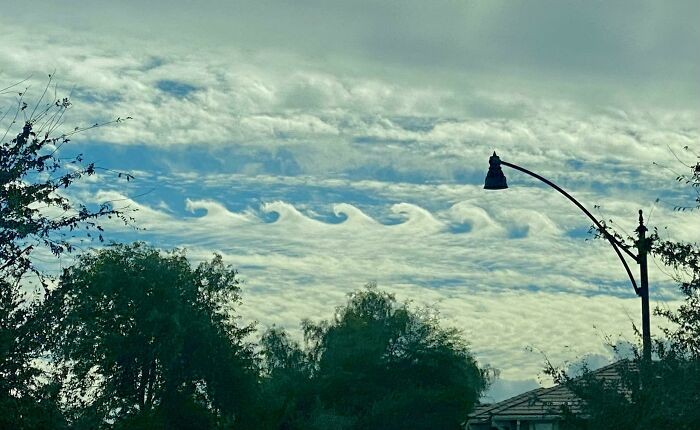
(41, 243), (259, 429)
(260, 285), (491, 430)
(258, 328), (314, 430)
(0, 278), (68, 429)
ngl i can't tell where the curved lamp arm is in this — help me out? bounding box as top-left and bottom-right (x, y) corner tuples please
(499, 159), (641, 296)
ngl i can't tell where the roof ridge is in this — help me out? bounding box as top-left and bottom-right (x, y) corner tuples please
(469, 359), (632, 419)
(471, 386), (548, 417)
(568, 358), (631, 384)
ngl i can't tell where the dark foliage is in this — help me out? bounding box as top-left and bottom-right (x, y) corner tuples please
(653, 239), (700, 358)
(258, 328), (314, 430)
(39, 243), (260, 429)
(550, 356), (700, 430)
(259, 285), (491, 430)
(0, 279), (69, 429)
(1, 79), (133, 429)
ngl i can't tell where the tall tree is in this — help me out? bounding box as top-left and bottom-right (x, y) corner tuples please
(41, 243), (259, 429)
(1, 78), (132, 428)
(260, 285), (491, 430)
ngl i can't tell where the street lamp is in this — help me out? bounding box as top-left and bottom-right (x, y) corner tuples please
(484, 152), (652, 361)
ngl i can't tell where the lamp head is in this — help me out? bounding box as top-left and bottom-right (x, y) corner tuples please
(484, 151), (508, 190)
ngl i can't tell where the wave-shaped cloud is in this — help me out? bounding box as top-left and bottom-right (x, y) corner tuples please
(58, 162), (697, 395)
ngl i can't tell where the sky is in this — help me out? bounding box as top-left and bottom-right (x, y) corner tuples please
(2, 0), (699, 402)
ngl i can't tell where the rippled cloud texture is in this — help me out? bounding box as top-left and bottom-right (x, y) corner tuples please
(2, 0), (699, 401)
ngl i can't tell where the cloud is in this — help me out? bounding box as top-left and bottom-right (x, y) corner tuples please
(64, 181), (686, 381)
(2, 2), (698, 388)
(4, 2), (698, 103)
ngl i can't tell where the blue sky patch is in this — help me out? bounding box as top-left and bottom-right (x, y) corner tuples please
(155, 79), (198, 97)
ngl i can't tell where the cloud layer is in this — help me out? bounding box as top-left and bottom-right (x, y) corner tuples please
(2, 2), (698, 401)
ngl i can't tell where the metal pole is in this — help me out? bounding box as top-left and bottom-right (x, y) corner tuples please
(637, 210), (651, 361)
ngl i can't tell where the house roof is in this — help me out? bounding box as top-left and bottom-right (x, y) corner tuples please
(467, 360), (632, 424)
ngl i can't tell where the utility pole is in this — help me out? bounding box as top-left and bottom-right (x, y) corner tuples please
(637, 210), (651, 362)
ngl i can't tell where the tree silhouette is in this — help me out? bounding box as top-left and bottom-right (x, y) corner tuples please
(260, 285), (491, 430)
(1, 78), (133, 429)
(40, 243), (260, 429)
(1, 76), (133, 281)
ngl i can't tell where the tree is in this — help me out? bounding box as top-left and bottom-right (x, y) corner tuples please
(548, 354), (700, 429)
(258, 328), (314, 430)
(1, 78), (132, 428)
(0, 278), (68, 429)
(1, 77), (132, 279)
(40, 243), (260, 429)
(260, 285), (491, 430)
(652, 145), (700, 359)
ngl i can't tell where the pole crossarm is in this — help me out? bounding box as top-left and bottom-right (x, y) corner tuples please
(499, 159), (642, 296)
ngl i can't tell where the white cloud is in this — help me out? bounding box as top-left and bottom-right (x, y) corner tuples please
(70, 183), (687, 382)
(2, 4), (698, 393)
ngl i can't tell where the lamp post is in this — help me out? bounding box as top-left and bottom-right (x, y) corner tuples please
(484, 152), (652, 361)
